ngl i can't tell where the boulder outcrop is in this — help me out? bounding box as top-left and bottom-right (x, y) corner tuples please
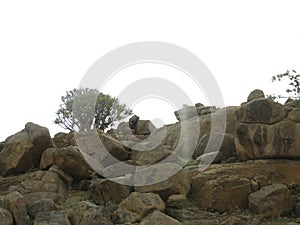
(0, 122), (54, 176)
(1, 89), (300, 224)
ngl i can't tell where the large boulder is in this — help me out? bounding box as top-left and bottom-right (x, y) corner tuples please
(4, 191), (31, 225)
(98, 132), (129, 160)
(193, 133), (237, 162)
(190, 175), (252, 212)
(134, 163), (191, 200)
(236, 99), (287, 124)
(136, 120), (157, 135)
(0, 208), (13, 225)
(131, 145), (173, 166)
(75, 130), (129, 168)
(52, 132), (76, 148)
(248, 183), (292, 217)
(195, 106), (239, 138)
(166, 194), (189, 209)
(89, 179), (131, 205)
(53, 130), (129, 164)
(174, 105), (198, 121)
(247, 89), (265, 102)
(167, 106), (238, 153)
(116, 192), (165, 221)
(40, 146), (94, 180)
(0, 122), (54, 176)
(236, 120), (300, 160)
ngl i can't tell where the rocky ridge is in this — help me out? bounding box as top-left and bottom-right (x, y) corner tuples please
(1, 89), (300, 224)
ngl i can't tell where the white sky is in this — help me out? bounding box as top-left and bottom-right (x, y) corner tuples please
(0, 0), (300, 141)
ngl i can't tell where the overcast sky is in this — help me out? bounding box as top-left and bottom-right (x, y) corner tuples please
(0, 0), (300, 141)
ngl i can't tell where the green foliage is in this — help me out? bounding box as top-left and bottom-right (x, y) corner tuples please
(291, 100), (300, 108)
(54, 88), (133, 132)
(268, 70), (300, 107)
(183, 159), (200, 167)
(272, 70), (300, 97)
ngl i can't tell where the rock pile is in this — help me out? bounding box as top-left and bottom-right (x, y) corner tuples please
(1, 89), (300, 224)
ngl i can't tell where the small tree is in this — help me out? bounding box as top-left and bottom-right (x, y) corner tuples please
(54, 88), (133, 132)
(268, 70), (300, 107)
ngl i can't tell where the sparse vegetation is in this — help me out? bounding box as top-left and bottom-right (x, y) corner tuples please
(54, 88), (133, 132)
(183, 159), (200, 167)
(268, 70), (300, 107)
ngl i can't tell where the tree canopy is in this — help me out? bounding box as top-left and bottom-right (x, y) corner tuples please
(54, 88), (133, 132)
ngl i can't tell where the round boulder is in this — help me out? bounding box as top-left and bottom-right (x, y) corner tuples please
(247, 89), (265, 102)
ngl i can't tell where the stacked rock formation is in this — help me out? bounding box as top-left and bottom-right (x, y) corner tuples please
(1, 90), (300, 224)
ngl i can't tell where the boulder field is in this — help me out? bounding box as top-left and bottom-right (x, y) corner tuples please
(1, 89), (300, 224)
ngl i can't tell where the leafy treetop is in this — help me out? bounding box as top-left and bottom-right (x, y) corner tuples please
(54, 88), (133, 132)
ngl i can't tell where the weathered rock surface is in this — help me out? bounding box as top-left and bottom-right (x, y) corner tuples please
(52, 132), (76, 147)
(134, 163), (191, 200)
(236, 121), (300, 160)
(166, 194), (189, 209)
(174, 105), (198, 121)
(190, 160), (300, 214)
(191, 175), (252, 212)
(248, 183), (292, 217)
(0, 122), (54, 176)
(170, 105), (238, 150)
(117, 120), (156, 136)
(0, 169), (67, 223)
(27, 199), (57, 219)
(33, 211), (70, 225)
(2, 89), (300, 225)
(136, 120), (157, 135)
(236, 98), (287, 124)
(117, 192), (165, 220)
(141, 210), (183, 225)
(247, 89), (265, 102)
(175, 104), (217, 122)
(89, 179), (131, 205)
(193, 133), (237, 163)
(40, 146), (94, 180)
(75, 130), (129, 168)
(197, 106), (217, 116)
(0, 170), (64, 196)
(113, 209), (141, 224)
(70, 201), (113, 225)
(4, 191), (31, 225)
(0, 208), (13, 225)
(288, 108), (300, 122)
(132, 145), (173, 166)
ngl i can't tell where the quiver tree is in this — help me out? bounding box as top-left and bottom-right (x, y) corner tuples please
(54, 88), (133, 132)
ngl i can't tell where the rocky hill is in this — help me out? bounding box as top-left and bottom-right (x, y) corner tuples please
(1, 89), (300, 225)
